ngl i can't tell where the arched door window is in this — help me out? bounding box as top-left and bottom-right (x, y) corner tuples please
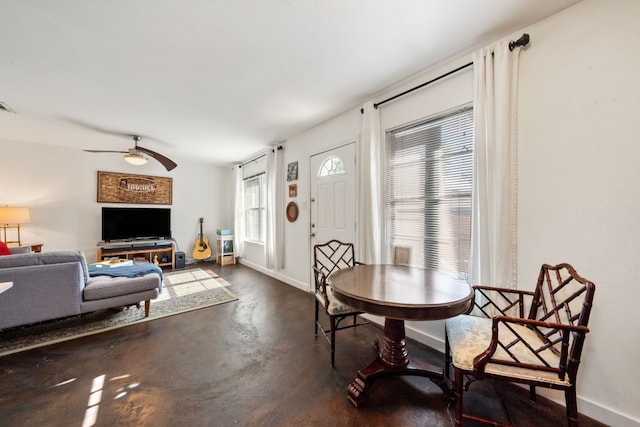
(318, 156), (345, 177)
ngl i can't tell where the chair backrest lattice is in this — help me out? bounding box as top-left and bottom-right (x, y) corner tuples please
(529, 264), (595, 355)
(532, 265), (593, 326)
(471, 263), (595, 383)
(473, 288), (533, 319)
(313, 240), (357, 280)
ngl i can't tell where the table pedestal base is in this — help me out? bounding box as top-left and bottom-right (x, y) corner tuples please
(347, 318), (449, 407)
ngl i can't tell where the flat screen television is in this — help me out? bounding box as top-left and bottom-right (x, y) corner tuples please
(102, 207), (171, 242)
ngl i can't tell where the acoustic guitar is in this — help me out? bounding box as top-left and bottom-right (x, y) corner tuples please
(192, 217), (212, 260)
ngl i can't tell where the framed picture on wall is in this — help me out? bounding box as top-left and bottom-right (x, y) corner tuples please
(97, 171), (172, 204)
(287, 161), (298, 181)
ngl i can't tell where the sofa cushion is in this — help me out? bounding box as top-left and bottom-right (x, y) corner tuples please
(446, 314), (568, 386)
(7, 246), (32, 254)
(0, 252), (41, 268)
(0, 241), (11, 255)
(0, 251), (90, 283)
(83, 274), (161, 301)
(37, 252), (90, 283)
(317, 286), (360, 315)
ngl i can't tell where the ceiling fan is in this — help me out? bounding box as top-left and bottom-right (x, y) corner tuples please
(84, 134), (177, 171)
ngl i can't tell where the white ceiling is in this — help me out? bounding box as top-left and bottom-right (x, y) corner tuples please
(0, 0), (581, 167)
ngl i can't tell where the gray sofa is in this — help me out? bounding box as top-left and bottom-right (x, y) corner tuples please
(0, 251), (162, 330)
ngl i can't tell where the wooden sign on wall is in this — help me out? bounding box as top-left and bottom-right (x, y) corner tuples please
(97, 171), (173, 205)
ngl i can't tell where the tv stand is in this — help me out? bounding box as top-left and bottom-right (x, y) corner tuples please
(97, 241), (175, 270)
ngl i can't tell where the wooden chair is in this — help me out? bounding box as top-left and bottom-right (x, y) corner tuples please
(445, 263), (595, 426)
(313, 239), (368, 367)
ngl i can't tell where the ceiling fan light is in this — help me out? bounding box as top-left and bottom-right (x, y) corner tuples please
(124, 152), (147, 165)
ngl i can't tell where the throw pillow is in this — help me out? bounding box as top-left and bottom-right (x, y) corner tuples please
(0, 241), (12, 256)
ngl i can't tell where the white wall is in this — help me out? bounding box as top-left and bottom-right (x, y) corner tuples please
(282, 112), (362, 287)
(248, 1), (639, 425)
(3, 1), (638, 424)
(516, 1), (640, 425)
(1, 140), (233, 263)
(240, 111), (362, 290)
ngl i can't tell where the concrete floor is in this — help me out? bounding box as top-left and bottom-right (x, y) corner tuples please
(0, 262), (607, 426)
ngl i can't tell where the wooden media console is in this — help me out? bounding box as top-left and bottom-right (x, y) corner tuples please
(97, 241), (176, 270)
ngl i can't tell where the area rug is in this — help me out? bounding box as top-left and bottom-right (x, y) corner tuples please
(0, 268), (237, 357)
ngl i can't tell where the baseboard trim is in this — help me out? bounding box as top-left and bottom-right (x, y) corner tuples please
(237, 258), (308, 291)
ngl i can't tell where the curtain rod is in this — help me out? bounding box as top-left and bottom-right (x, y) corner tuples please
(238, 145), (283, 168)
(361, 33), (530, 113)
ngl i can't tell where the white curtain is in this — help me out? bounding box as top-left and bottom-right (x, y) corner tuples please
(358, 101), (384, 264)
(233, 165), (245, 258)
(265, 146), (284, 269)
(468, 40), (522, 288)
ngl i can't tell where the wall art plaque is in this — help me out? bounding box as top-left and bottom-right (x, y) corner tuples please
(97, 171), (172, 205)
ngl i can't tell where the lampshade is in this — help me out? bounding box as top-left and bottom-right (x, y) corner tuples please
(0, 206), (30, 224)
(124, 152), (148, 165)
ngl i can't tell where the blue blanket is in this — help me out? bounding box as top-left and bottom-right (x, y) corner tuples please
(88, 264), (163, 281)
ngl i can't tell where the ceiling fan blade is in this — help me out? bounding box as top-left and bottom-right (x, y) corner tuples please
(68, 118), (177, 170)
(65, 118), (136, 139)
(136, 146), (178, 171)
(67, 118), (172, 146)
(84, 149), (127, 153)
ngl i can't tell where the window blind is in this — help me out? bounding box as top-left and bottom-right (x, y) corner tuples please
(385, 104), (473, 278)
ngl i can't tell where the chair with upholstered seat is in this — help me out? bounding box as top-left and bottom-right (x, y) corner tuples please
(313, 239), (369, 367)
(445, 263), (595, 426)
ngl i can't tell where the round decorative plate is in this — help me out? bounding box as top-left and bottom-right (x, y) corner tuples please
(286, 202), (299, 222)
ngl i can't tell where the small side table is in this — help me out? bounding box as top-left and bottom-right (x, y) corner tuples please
(0, 281), (13, 294)
(216, 235), (235, 265)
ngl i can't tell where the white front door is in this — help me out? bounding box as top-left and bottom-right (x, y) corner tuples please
(309, 142), (357, 255)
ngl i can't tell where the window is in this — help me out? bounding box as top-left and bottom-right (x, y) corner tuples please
(386, 104), (473, 278)
(243, 173), (266, 243)
(318, 156), (345, 177)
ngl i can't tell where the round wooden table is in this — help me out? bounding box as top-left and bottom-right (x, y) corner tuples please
(328, 264), (473, 406)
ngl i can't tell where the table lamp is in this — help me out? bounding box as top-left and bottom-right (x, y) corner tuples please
(0, 206), (30, 246)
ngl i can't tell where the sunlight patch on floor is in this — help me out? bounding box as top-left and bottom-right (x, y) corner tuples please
(82, 374), (105, 427)
(156, 270), (228, 302)
(52, 378), (76, 387)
